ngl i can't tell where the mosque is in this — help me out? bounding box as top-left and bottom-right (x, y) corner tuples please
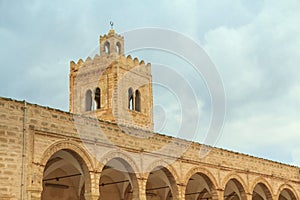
(0, 28), (299, 200)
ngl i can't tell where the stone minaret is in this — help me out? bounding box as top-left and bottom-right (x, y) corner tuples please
(69, 29), (153, 131)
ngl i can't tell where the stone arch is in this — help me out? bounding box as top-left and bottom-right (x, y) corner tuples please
(40, 140), (94, 199)
(98, 151), (140, 200)
(184, 167), (218, 200)
(97, 149), (140, 174)
(144, 159), (180, 183)
(40, 140), (94, 171)
(104, 41), (110, 54)
(135, 89), (141, 112)
(85, 89), (92, 111)
(145, 160), (180, 200)
(276, 184), (298, 200)
(251, 177), (273, 200)
(221, 173), (248, 194)
(94, 87), (101, 110)
(184, 167), (218, 188)
(222, 173), (247, 200)
(116, 41), (121, 55)
(128, 87), (134, 110)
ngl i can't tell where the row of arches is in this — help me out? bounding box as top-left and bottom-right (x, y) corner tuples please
(104, 41), (122, 55)
(128, 87), (141, 112)
(40, 145), (298, 200)
(85, 87), (101, 111)
(42, 150), (179, 200)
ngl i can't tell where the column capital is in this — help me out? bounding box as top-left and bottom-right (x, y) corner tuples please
(242, 192), (253, 200)
(177, 182), (186, 199)
(212, 188), (224, 200)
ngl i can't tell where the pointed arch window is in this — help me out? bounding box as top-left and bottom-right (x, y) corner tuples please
(94, 87), (101, 109)
(85, 90), (92, 111)
(135, 90), (141, 112)
(128, 88), (134, 110)
(104, 41), (110, 54)
(116, 42), (121, 55)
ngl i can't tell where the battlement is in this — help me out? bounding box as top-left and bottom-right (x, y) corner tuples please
(100, 29), (124, 41)
(70, 54), (151, 75)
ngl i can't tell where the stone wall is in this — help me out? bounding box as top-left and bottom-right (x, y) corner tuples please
(0, 98), (24, 199)
(0, 97), (299, 200)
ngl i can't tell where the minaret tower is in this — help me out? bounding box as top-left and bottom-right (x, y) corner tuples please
(69, 27), (153, 131)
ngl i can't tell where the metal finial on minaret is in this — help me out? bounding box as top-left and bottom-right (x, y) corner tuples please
(110, 21), (114, 29)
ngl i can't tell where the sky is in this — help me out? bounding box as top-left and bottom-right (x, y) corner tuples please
(1, 0), (300, 166)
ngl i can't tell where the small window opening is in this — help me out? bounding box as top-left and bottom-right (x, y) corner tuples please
(135, 90), (141, 112)
(116, 42), (121, 55)
(128, 88), (134, 110)
(104, 41), (110, 54)
(85, 90), (92, 111)
(94, 87), (101, 110)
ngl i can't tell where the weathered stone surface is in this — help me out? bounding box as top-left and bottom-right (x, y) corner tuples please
(0, 29), (299, 200)
(1, 93), (299, 199)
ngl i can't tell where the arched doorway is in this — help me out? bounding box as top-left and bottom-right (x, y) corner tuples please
(146, 166), (178, 200)
(224, 179), (246, 200)
(99, 158), (139, 200)
(252, 183), (272, 200)
(279, 188), (296, 200)
(41, 149), (90, 200)
(185, 172), (216, 200)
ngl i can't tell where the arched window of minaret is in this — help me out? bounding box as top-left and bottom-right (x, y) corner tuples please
(135, 90), (141, 112)
(94, 87), (101, 110)
(116, 42), (121, 55)
(128, 88), (134, 110)
(104, 41), (110, 54)
(85, 90), (92, 111)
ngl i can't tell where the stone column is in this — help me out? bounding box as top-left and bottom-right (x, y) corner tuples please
(212, 189), (224, 200)
(85, 171), (100, 200)
(27, 186), (43, 200)
(27, 163), (43, 200)
(177, 183), (186, 200)
(135, 177), (147, 200)
(85, 193), (100, 200)
(243, 192), (252, 200)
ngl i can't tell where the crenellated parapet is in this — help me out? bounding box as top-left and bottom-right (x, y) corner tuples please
(99, 29), (124, 42)
(70, 54), (151, 76)
(116, 55), (151, 76)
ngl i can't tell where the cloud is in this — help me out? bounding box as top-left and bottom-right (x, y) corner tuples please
(1, 0), (300, 165)
(203, 0), (300, 164)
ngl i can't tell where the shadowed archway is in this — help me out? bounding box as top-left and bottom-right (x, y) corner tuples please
(146, 166), (179, 200)
(224, 179), (246, 200)
(41, 149), (90, 200)
(279, 188), (297, 200)
(99, 157), (139, 200)
(185, 172), (217, 200)
(252, 183), (272, 200)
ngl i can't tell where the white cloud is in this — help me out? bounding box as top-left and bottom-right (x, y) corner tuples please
(291, 149), (300, 167)
(202, 0), (300, 164)
(1, 0), (300, 165)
